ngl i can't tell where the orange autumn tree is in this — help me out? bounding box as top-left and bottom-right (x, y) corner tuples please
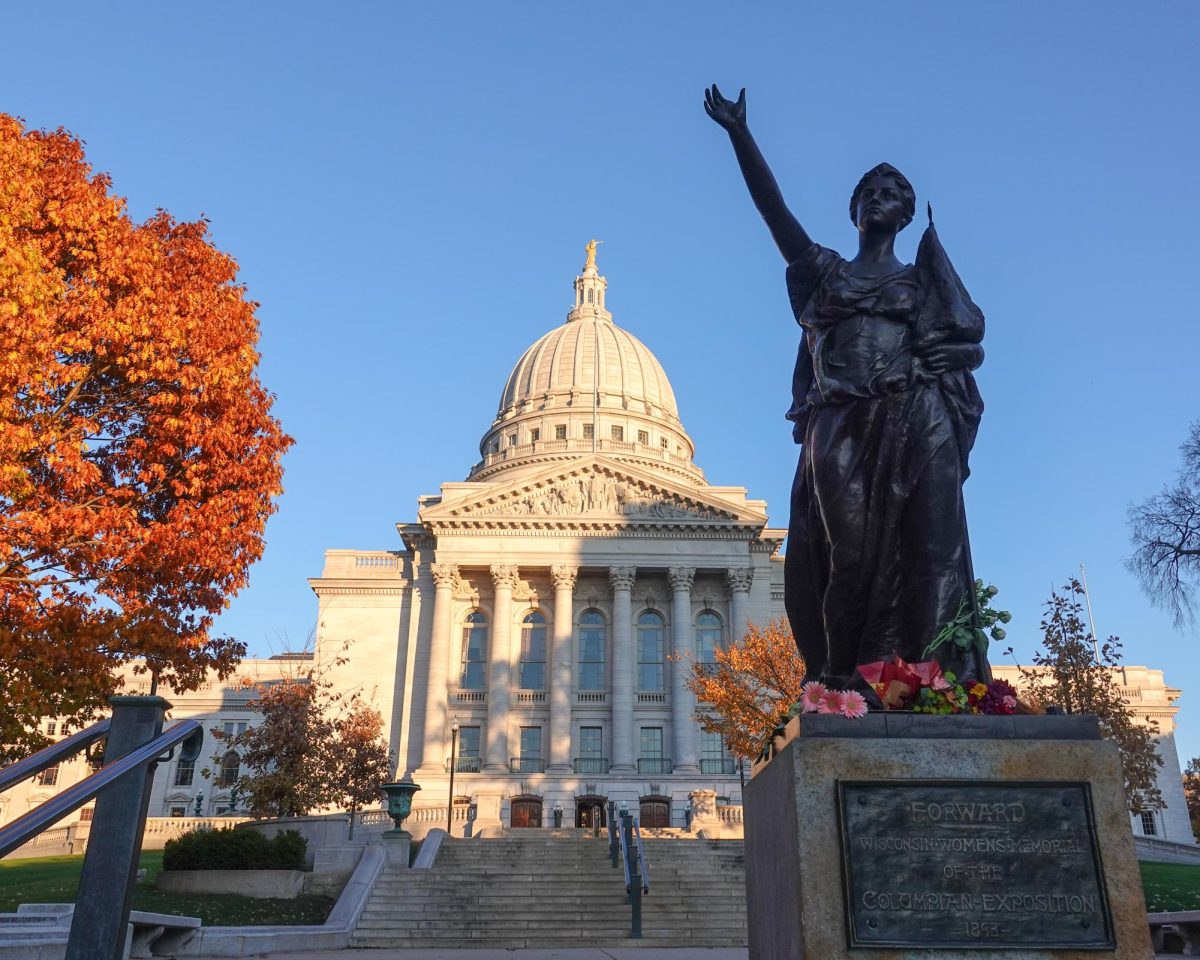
(0, 115), (292, 760)
(687, 618), (806, 759)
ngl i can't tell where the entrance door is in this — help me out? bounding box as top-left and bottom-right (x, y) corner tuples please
(511, 798), (542, 828)
(575, 796), (607, 828)
(640, 800), (669, 828)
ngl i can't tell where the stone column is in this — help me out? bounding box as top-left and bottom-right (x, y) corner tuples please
(419, 562), (458, 771)
(549, 564), (578, 772)
(726, 567), (754, 646)
(484, 564), (519, 772)
(669, 566), (699, 773)
(609, 566), (637, 773)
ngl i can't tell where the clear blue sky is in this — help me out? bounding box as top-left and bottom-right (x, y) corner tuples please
(4, 3), (1198, 755)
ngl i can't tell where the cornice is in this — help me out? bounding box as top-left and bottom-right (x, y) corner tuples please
(309, 581), (410, 597)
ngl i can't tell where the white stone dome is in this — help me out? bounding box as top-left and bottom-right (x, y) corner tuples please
(497, 316), (681, 425)
(469, 245), (702, 484)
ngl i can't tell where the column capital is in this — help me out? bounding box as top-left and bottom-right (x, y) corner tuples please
(668, 566), (696, 592)
(490, 564), (520, 590)
(608, 566), (637, 592)
(430, 562), (459, 588)
(725, 567), (754, 595)
(551, 564), (579, 590)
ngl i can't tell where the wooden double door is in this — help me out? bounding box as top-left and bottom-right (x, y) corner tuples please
(511, 798), (542, 828)
(639, 800), (670, 828)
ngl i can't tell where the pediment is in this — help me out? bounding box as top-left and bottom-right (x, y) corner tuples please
(420, 458), (766, 529)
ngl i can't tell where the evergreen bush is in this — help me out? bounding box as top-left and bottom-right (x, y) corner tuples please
(162, 827), (307, 871)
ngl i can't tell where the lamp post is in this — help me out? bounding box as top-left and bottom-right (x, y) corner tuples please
(447, 718), (459, 835)
(192, 791), (203, 817)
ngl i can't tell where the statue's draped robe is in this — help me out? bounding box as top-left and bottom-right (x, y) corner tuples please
(783, 224), (985, 689)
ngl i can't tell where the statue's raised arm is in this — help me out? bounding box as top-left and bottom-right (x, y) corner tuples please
(704, 84), (813, 263)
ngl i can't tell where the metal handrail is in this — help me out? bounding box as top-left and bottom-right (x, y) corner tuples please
(0, 719), (201, 859)
(616, 812), (633, 893)
(0, 719), (111, 794)
(632, 817), (650, 893)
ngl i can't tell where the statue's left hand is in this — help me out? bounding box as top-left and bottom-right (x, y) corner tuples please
(918, 342), (983, 374)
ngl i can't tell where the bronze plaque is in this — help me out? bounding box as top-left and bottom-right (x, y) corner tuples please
(838, 780), (1114, 949)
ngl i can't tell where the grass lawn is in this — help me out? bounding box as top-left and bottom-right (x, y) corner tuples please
(1141, 861), (1200, 913)
(0, 852), (334, 926)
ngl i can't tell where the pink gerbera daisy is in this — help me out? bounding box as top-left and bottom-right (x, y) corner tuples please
(819, 690), (845, 714)
(799, 681), (827, 713)
(840, 690), (869, 719)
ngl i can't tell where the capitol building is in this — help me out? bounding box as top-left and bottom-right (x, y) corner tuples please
(311, 244), (787, 832)
(1, 246), (1194, 847)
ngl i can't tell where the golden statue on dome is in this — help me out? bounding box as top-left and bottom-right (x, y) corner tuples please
(584, 238), (601, 271)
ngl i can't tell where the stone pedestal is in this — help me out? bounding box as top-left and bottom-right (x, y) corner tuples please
(381, 832), (411, 868)
(745, 714), (1153, 960)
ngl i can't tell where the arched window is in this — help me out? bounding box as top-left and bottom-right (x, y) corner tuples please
(578, 609), (606, 691)
(217, 750), (240, 787)
(519, 611), (547, 690)
(695, 610), (724, 666)
(460, 611), (488, 690)
(637, 611), (665, 692)
(587, 288), (594, 304)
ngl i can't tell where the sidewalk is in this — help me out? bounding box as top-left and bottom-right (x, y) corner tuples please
(208, 949), (749, 960)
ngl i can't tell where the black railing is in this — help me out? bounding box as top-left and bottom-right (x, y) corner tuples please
(445, 756), (482, 773)
(700, 758), (737, 774)
(0, 719), (111, 795)
(0, 696), (197, 960)
(573, 757), (609, 774)
(510, 756), (546, 774)
(638, 757), (673, 775)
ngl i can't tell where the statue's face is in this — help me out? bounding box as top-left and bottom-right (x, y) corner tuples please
(855, 175), (908, 233)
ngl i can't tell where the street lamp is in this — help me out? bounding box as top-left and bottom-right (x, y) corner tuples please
(193, 791), (204, 817)
(447, 717), (460, 835)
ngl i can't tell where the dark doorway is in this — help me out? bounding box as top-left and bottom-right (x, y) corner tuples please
(575, 795), (607, 828)
(640, 799), (670, 828)
(511, 797), (542, 828)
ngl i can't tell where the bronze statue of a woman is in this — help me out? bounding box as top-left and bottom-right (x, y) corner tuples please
(704, 84), (989, 693)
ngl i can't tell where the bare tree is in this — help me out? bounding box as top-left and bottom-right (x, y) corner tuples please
(1128, 420), (1200, 628)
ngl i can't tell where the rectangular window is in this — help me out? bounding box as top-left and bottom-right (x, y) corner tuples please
(699, 732), (733, 774)
(610, 425), (624, 441)
(555, 424), (567, 440)
(174, 760), (196, 786)
(579, 631), (605, 691)
(659, 437), (668, 449)
(460, 616), (488, 690)
(222, 721), (248, 739)
(46, 721), (56, 736)
(640, 727), (664, 759)
(1141, 811), (1157, 836)
(37, 764), (59, 787)
(169, 805), (186, 818)
(637, 430), (649, 445)
(638, 628), (664, 692)
(509, 434), (518, 447)
(78, 806), (94, 822)
(458, 726), (482, 759)
(519, 616), (547, 690)
(582, 423), (594, 440)
(530, 428), (540, 442)
(580, 726), (603, 758)
(520, 727), (542, 761)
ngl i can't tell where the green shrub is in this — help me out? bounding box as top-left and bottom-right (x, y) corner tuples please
(162, 828), (307, 871)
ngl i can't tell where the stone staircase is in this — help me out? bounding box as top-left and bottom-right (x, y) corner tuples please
(351, 829), (748, 948)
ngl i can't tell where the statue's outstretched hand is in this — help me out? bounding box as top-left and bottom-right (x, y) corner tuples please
(704, 84), (746, 132)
